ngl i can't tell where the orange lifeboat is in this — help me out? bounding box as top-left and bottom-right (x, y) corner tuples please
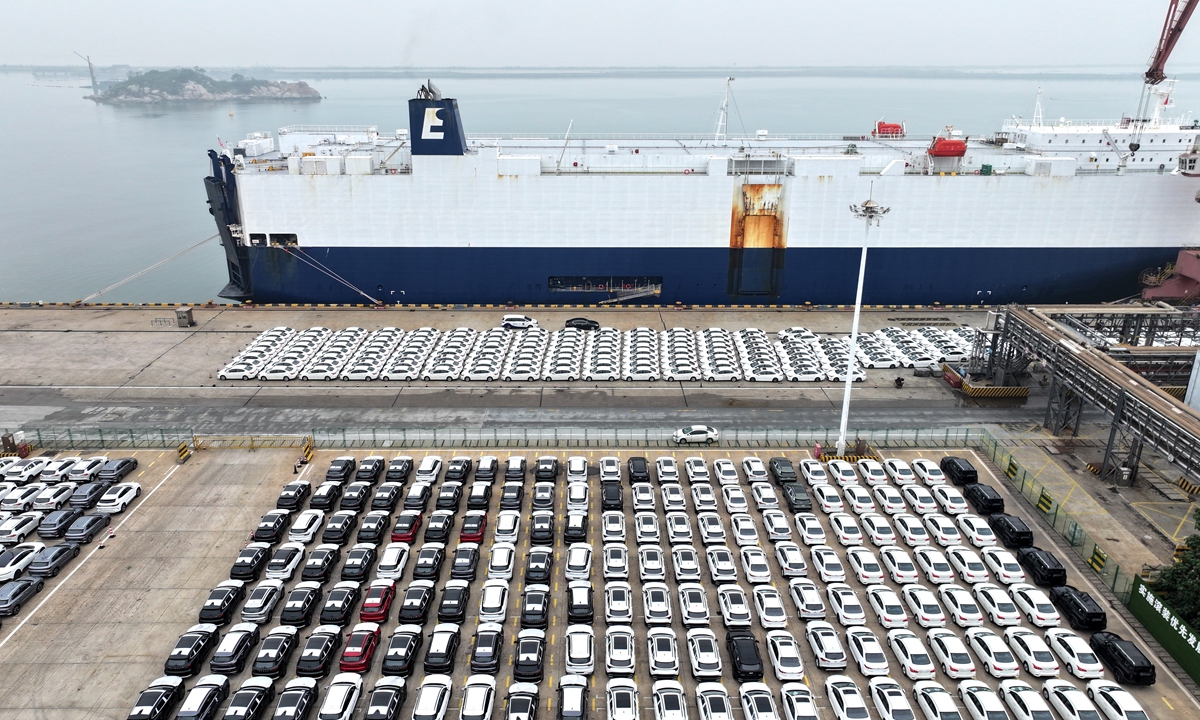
(872, 121), (905, 138)
(928, 136), (967, 157)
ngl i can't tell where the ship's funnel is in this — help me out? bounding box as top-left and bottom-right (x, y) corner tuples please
(409, 84), (467, 156)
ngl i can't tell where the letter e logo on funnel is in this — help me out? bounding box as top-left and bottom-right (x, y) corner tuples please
(422, 108), (444, 140)
(409, 92), (468, 156)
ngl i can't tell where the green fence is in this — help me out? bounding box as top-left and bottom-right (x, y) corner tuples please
(976, 434), (1136, 603)
(1128, 576), (1200, 685)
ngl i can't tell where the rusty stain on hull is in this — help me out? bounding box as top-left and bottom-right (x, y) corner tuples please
(729, 184), (786, 249)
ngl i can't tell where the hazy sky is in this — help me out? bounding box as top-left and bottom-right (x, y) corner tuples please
(4, 0), (1200, 70)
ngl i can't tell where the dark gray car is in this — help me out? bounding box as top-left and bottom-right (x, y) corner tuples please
(0, 577), (44, 615)
(28, 543), (79, 578)
(65, 514), (111, 544)
(69, 482), (110, 510)
(37, 508), (83, 539)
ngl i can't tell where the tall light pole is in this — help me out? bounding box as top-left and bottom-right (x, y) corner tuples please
(836, 194), (890, 455)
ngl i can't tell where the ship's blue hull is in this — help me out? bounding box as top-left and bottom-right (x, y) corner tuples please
(241, 245), (1178, 306)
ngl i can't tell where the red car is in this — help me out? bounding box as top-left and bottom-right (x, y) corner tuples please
(338, 621), (381, 673)
(391, 510), (423, 543)
(360, 579), (396, 622)
(460, 511), (487, 543)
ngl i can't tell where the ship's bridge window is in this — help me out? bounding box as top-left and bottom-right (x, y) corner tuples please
(269, 233), (298, 246)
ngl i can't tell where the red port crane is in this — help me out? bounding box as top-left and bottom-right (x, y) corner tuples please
(1133, 0), (1199, 150)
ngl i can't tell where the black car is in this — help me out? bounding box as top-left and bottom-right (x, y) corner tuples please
(341, 544), (378, 582)
(1089, 631), (1156, 684)
(326, 457), (357, 482)
(532, 483), (555, 511)
(499, 482), (524, 511)
(28, 542), (79, 578)
(435, 482), (463, 511)
(466, 482), (492, 510)
(322, 512), (358, 545)
(1017, 546), (1068, 586)
(627, 457), (651, 483)
(526, 547), (554, 583)
(69, 482), (109, 510)
(424, 625), (461, 673)
(319, 582), (362, 625)
(339, 482), (372, 511)
(97, 457), (138, 482)
(280, 584), (322, 626)
(37, 507), (83, 539)
(163, 623), (220, 677)
(535, 457), (559, 480)
(386, 457), (413, 482)
(276, 481), (310, 511)
(302, 546), (341, 583)
(438, 581), (471, 623)
(424, 511), (455, 543)
(273, 679), (318, 719)
(563, 513), (588, 543)
(222, 680), (274, 720)
(780, 483), (812, 513)
(356, 457), (385, 483)
(530, 513), (554, 544)
(397, 581), (436, 623)
(475, 457), (498, 482)
(252, 628), (299, 678)
(64, 513), (110, 544)
(445, 457), (473, 481)
(988, 513), (1034, 548)
(252, 510), (290, 544)
(520, 586), (550, 628)
(963, 483), (1005, 515)
(940, 456), (978, 485)
(382, 626), (423, 676)
(450, 544), (480, 580)
(372, 483), (404, 512)
(567, 581), (594, 624)
(601, 482), (623, 510)
(404, 483), (433, 512)
(1049, 585), (1107, 630)
(513, 630), (546, 682)
(198, 580), (247, 625)
(470, 625), (504, 673)
(565, 317), (600, 331)
(726, 629), (764, 681)
(505, 457), (527, 482)
(769, 457), (798, 485)
(357, 512), (390, 544)
(128, 676), (186, 720)
(365, 679), (408, 720)
(412, 543), (446, 580)
(230, 543), (271, 582)
(294, 627), (342, 678)
(209, 624), (260, 675)
(310, 482), (344, 511)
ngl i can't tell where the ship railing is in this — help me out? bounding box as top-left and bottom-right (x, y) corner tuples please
(545, 165), (708, 175)
(472, 132), (854, 142)
(279, 125), (379, 134)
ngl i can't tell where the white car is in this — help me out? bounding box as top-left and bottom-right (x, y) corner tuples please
(692, 483), (718, 511)
(799, 459), (830, 485)
(487, 542), (516, 580)
(494, 510), (521, 543)
(902, 486), (939, 516)
(767, 630), (806, 680)
(811, 484), (844, 513)
(742, 457), (769, 483)
(686, 628), (724, 678)
(1, 485), (44, 514)
(677, 583), (711, 626)
(931, 484), (969, 515)
(0, 542), (44, 581)
(880, 545), (920, 583)
(31, 483), (76, 511)
(674, 425), (718, 445)
(780, 684), (819, 720)
(1003, 627), (1060, 677)
(605, 627), (637, 675)
(846, 627), (889, 676)
(722, 487), (750, 514)
(762, 510), (792, 542)
(774, 541), (808, 577)
(1085, 680), (1149, 720)
(823, 676), (869, 720)
(460, 676), (496, 720)
(860, 514), (897, 546)
(794, 513), (826, 546)
(411, 676), (453, 720)
(981, 547), (1027, 585)
(886, 629), (937, 680)
(913, 546), (956, 585)
(811, 545), (846, 582)
(478, 579), (509, 622)
(713, 459), (740, 486)
(632, 484), (656, 511)
(665, 513), (693, 544)
(911, 459), (946, 485)
(869, 678), (915, 720)
(827, 583), (867, 626)
(829, 513), (864, 546)
(913, 682), (957, 720)
(750, 483), (779, 511)
(974, 583), (1021, 626)
(652, 681), (689, 720)
(1043, 680), (1102, 720)
(998, 681), (1054, 720)
(566, 456), (588, 484)
(697, 513), (727, 545)
(647, 628), (680, 677)
(638, 545), (667, 582)
(740, 683), (782, 720)
(842, 485), (875, 516)
(958, 681), (1008, 720)
(599, 456), (622, 483)
(717, 584), (754, 627)
(684, 457), (710, 483)
(873, 485), (907, 515)
(289, 509), (325, 544)
(937, 584), (985, 628)
(883, 459), (916, 485)
(865, 585), (908, 628)
(826, 460), (859, 486)
(662, 484), (687, 511)
(642, 582), (673, 625)
(603, 543), (629, 579)
(902, 584), (947, 628)
(754, 585), (789, 629)
(922, 514), (962, 547)
(605, 582), (634, 624)
(671, 545), (704, 582)
(319, 673), (363, 720)
(788, 578), (826, 620)
(0, 512), (43, 544)
(706, 546), (738, 583)
(945, 545), (990, 584)
(740, 546), (772, 584)
(957, 514), (998, 548)
(893, 514), (931, 547)
(965, 627), (1021, 678)
(846, 547), (886, 584)
(565, 625), (595, 675)
(565, 542), (593, 580)
(1011, 583), (1061, 627)
(96, 482), (141, 514)
(1046, 628), (1106, 679)
(928, 628), (976, 678)
(602, 511), (627, 542)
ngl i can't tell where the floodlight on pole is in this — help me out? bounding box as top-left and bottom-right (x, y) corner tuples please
(835, 191), (890, 456)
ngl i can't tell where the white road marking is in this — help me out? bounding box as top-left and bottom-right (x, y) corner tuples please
(0, 464), (182, 653)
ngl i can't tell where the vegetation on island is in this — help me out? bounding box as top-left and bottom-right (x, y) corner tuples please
(90, 67), (320, 103)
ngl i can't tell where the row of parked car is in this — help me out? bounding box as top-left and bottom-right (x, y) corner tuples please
(218, 322), (981, 383)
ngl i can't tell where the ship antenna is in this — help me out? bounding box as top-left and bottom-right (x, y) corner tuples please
(555, 119), (574, 174)
(1033, 87), (1044, 127)
(714, 77), (734, 144)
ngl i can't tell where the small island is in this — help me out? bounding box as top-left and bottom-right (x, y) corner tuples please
(88, 67), (321, 104)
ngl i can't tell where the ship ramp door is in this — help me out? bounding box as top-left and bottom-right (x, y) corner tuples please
(728, 183), (786, 296)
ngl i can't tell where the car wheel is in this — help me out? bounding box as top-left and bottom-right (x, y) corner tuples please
(85, 534), (93, 543)
(120, 503), (127, 512)
(71, 546), (79, 557)
(422, 376), (430, 381)
(34, 581), (42, 592)
(50, 566), (60, 577)
(1042, 689), (1050, 699)
(608, 377), (615, 382)
(258, 375), (269, 381)
(707, 376), (715, 382)
(9, 604), (18, 614)
(706, 439), (715, 445)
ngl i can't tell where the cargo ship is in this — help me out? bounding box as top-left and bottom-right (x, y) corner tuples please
(204, 81), (1200, 306)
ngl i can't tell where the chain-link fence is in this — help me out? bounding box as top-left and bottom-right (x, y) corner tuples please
(3, 427), (195, 450)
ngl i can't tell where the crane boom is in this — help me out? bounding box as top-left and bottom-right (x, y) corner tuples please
(1146, 0), (1199, 85)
